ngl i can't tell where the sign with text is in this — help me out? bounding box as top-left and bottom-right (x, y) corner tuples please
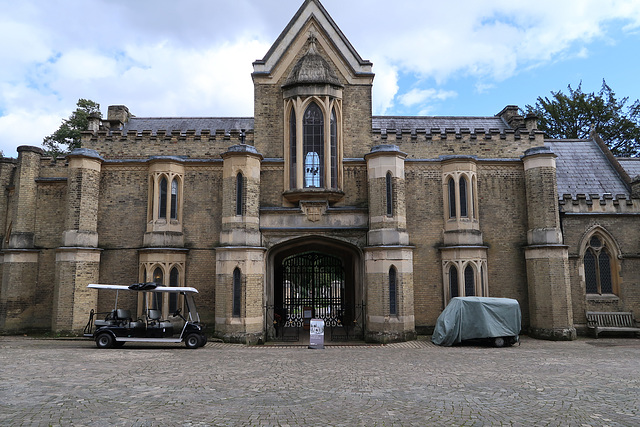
(309, 319), (325, 349)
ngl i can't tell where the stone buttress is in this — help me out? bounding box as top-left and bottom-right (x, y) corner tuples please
(52, 148), (102, 333)
(215, 144), (266, 343)
(364, 144), (416, 342)
(523, 147), (576, 340)
(0, 146), (43, 332)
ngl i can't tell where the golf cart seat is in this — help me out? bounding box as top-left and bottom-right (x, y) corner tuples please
(148, 309), (173, 329)
(94, 309), (118, 327)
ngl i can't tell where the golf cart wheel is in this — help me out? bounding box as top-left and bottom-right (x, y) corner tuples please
(493, 337), (506, 348)
(185, 333), (202, 349)
(96, 333), (115, 349)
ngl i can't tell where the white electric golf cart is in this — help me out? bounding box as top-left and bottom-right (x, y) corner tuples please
(83, 283), (206, 349)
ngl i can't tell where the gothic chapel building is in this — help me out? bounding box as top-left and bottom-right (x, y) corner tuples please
(2, 0), (640, 342)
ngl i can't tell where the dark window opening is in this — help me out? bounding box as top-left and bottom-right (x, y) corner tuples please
(233, 268), (241, 317)
(448, 177), (456, 218)
(584, 235), (615, 295)
(464, 265), (475, 296)
(449, 265), (459, 298)
(459, 177), (468, 218)
(159, 177), (167, 219)
(389, 266), (397, 315)
(169, 267), (179, 313)
(236, 173), (244, 216)
(152, 267), (163, 310)
(386, 172), (393, 217)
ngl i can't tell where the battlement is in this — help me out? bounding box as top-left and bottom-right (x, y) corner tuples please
(559, 193), (640, 214)
(371, 127), (545, 158)
(373, 127), (542, 140)
(82, 129), (255, 159)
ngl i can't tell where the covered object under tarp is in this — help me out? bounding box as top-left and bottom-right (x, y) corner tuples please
(431, 297), (521, 346)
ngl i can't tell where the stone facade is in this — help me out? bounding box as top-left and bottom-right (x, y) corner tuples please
(1, 0), (639, 342)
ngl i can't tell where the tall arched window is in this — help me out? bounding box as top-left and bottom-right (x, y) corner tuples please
(464, 265), (475, 296)
(169, 267), (179, 313)
(159, 177), (168, 219)
(170, 178), (179, 220)
(448, 177), (456, 218)
(449, 265), (459, 298)
(330, 108), (338, 188)
(236, 172), (244, 216)
(386, 172), (393, 217)
(459, 176), (468, 218)
(584, 235), (614, 294)
(471, 176), (477, 219)
(232, 268), (242, 317)
(389, 266), (397, 315)
(152, 267), (164, 310)
(303, 103), (324, 188)
(289, 109), (297, 188)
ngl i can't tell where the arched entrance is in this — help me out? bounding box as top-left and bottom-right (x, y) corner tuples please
(266, 238), (364, 342)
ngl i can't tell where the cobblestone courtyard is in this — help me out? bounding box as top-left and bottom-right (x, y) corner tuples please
(1, 336), (639, 426)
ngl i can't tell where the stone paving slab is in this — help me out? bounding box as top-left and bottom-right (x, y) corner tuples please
(1, 336), (639, 426)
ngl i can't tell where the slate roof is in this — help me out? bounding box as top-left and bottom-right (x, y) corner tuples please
(120, 115), (512, 135)
(617, 158), (640, 180)
(546, 139), (629, 198)
(122, 117), (254, 134)
(372, 116), (510, 132)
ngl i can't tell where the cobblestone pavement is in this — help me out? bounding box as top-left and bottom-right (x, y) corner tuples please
(1, 336), (639, 426)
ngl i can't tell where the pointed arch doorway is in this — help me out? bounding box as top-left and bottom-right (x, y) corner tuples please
(266, 238), (364, 343)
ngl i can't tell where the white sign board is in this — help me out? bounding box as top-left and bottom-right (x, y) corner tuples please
(309, 318), (325, 349)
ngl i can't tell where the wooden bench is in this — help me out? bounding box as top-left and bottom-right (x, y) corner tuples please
(586, 311), (640, 338)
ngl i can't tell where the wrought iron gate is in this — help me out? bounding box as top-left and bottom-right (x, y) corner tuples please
(267, 251), (364, 342)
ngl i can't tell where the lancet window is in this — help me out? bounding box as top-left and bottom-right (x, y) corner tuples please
(284, 99), (342, 194)
(443, 260), (488, 304)
(147, 160), (184, 233)
(583, 233), (619, 296)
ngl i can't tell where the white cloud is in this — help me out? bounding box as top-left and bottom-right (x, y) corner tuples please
(399, 88), (457, 108)
(371, 59), (399, 115)
(0, 110), (62, 156)
(0, 0), (639, 156)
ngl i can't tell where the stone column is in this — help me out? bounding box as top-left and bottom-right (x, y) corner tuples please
(363, 145), (415, 343)
(0, 146), (43, 332)
(215, 145), (265, 343)
(52, 148), (103, 333)
(522, 147), (575, 340)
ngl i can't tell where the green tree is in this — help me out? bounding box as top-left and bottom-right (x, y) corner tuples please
(525, 80), (640, 157)
(42, 99), (101, 157)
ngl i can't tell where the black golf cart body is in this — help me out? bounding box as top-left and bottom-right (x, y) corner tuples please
(431, 297), (521, 347)
(84, 283), (206, 349)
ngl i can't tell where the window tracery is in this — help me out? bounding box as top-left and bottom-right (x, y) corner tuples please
(583, 232), (618, 295)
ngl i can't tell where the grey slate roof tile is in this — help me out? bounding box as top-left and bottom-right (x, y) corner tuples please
(617, 158), (640, 180)
(372, 116), (509, 132)
(123, 117), (254, 134)
(546, 139), (629, 198)
(121, 115), (511, 134)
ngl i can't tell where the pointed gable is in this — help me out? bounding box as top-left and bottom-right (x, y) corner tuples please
(252, 0), (373, 84)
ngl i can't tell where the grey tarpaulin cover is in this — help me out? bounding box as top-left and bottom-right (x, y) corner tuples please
(431, 297), (521, 346)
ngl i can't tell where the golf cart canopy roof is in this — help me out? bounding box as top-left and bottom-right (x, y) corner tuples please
(88, 283), (199, 294)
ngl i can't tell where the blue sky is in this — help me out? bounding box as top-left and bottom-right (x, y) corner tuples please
(1, 0), (639, 157)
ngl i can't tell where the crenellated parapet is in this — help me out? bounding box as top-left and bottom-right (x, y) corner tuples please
(559, 193), (640, 214)
(371, 127), (545, 158)
(82, 128), (255, 159)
